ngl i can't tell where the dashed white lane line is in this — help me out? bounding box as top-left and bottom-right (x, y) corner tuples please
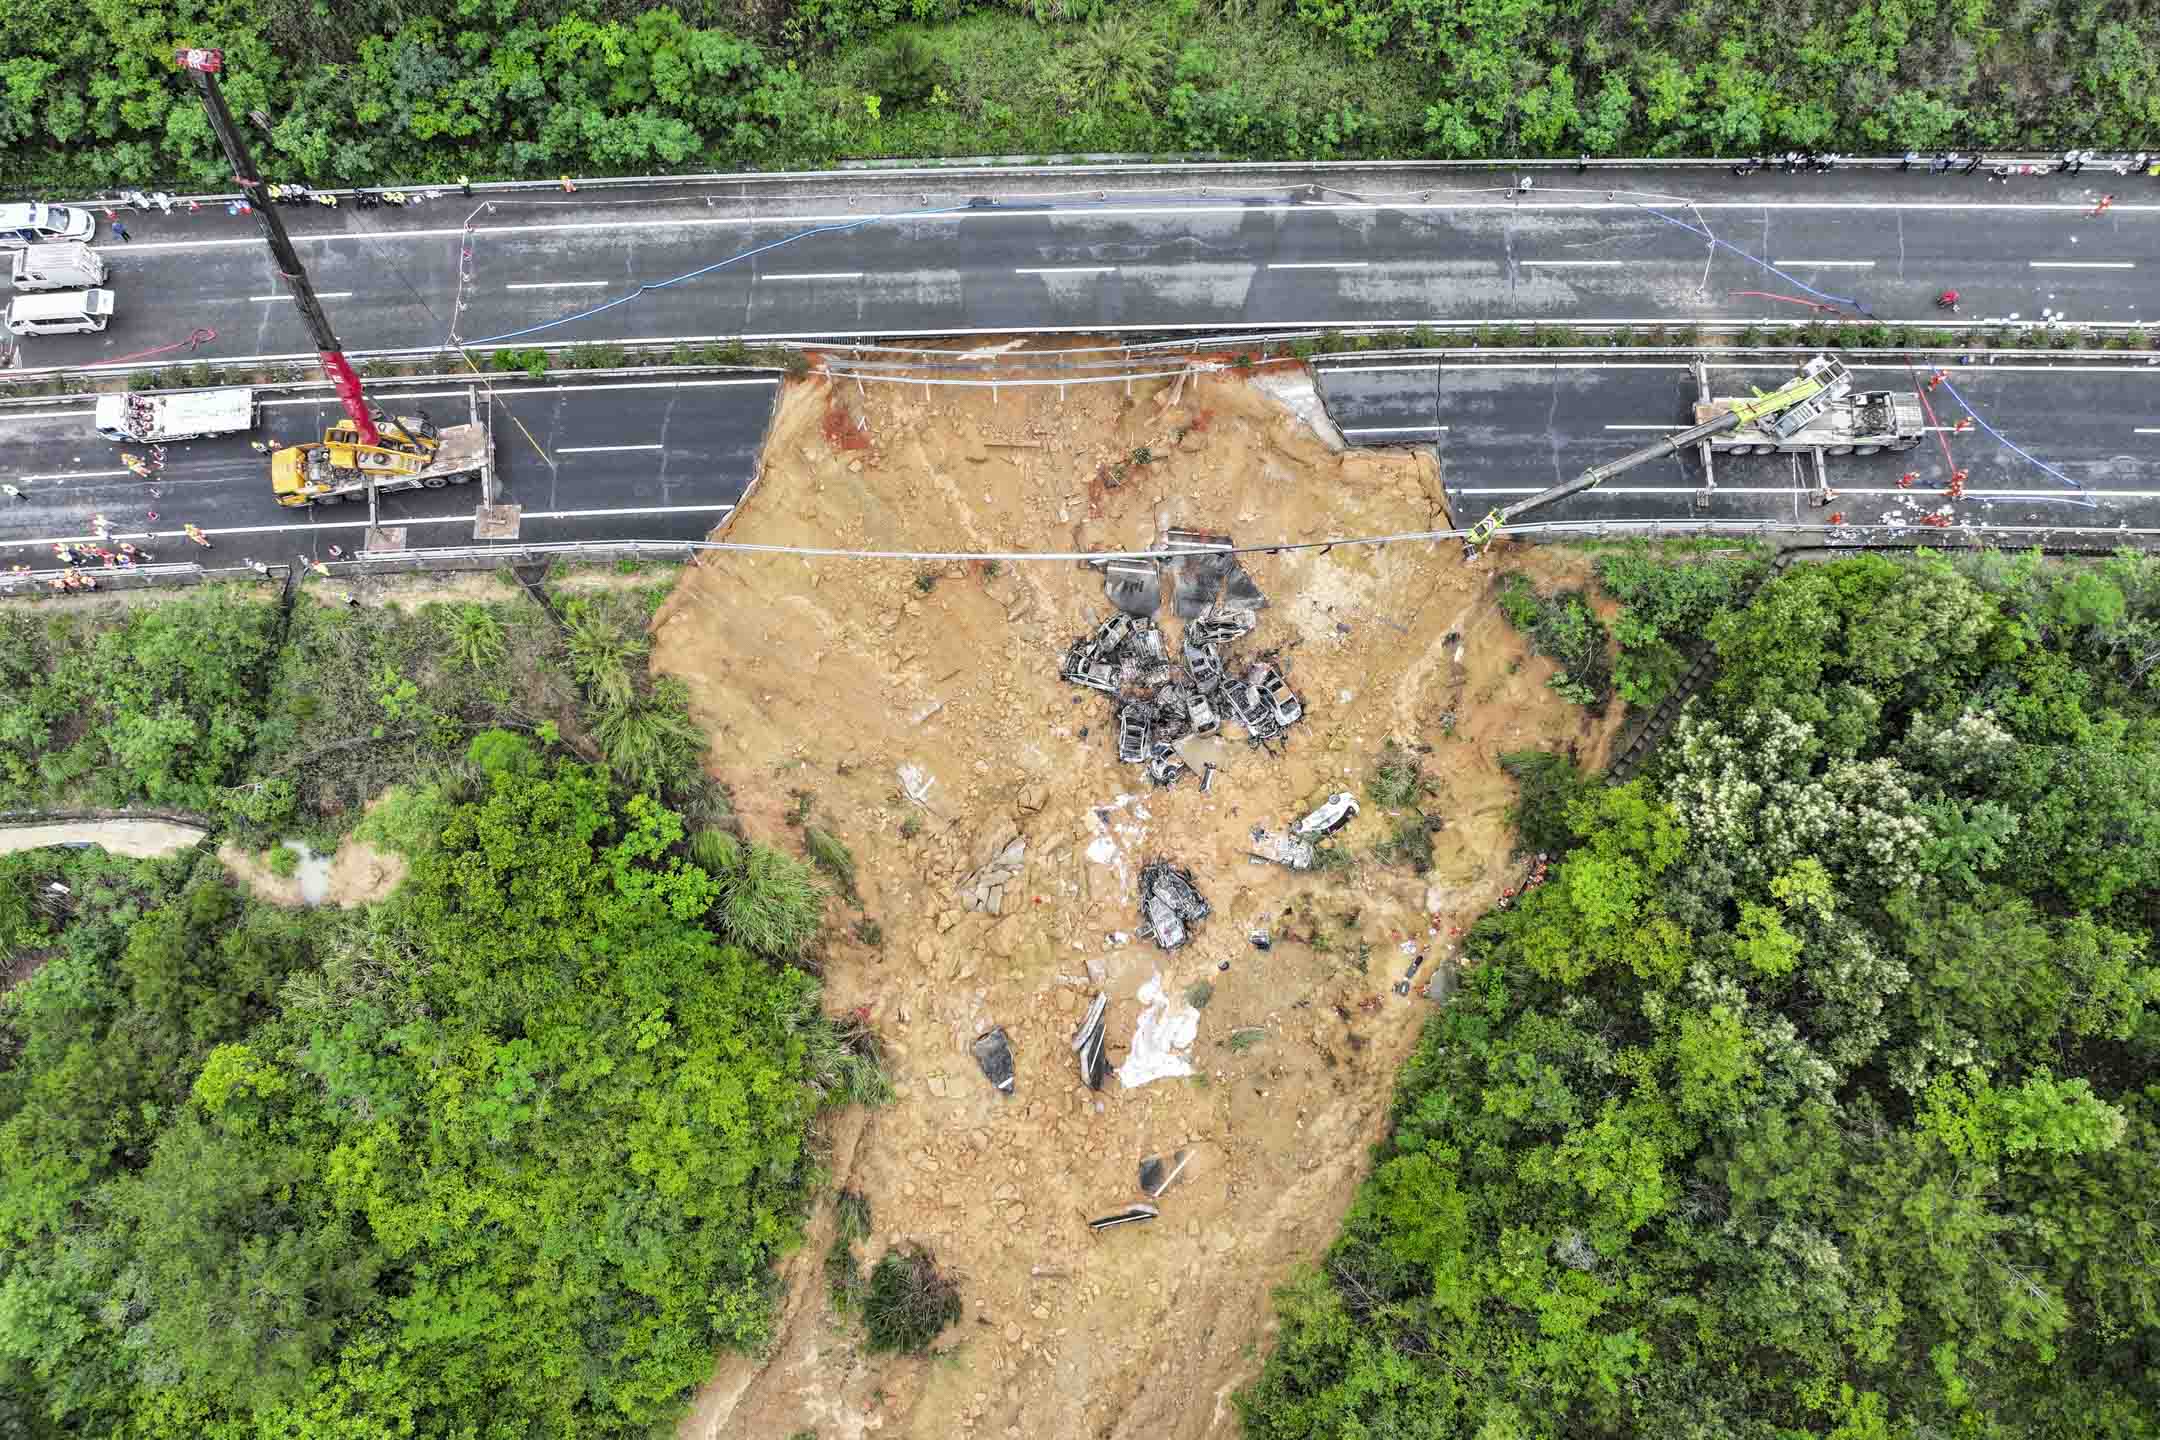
(2137, 427), (2160, 434)
(89, 199), (2160, 253)
(1520, 259), (1624, 267)
(1343, 424), (1449, 434)
(250, 291), (351, 300)
(0, 504), (738, 547)
(1013, 266), (1116, 276)
(14, 469), (134, 481)
(1268, 261), (1368, 271)
(761, 272), (864, 281)
(1771, 259), (1876, 267)
(505, 280), (610, 289)
(1450, 486), (2153, 498)
(557, 444), (665, 453)
(2030, 261), (2136, 269)
(1606, 424), (1681, 430)
(256, 377), (779, 408)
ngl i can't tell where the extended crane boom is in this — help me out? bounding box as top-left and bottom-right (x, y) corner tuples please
(1465, 357), (1853, 545)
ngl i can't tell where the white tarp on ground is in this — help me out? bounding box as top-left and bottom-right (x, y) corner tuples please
(1118, 972), (1200, 1088)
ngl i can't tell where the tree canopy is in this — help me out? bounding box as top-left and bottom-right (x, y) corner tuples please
(2, 0), (2155, 191)
(1240, 549), (2160, 1440)
(0, 730), (863, 1439)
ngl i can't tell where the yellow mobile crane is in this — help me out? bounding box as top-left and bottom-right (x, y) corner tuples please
(270, 410), (488, 507)
(1465, 356), (1855, 545)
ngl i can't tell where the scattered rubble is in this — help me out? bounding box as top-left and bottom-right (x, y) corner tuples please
(1136, 861), (1210, 950)
(972, 1026), (1017, 1095)
(959, 827), (1028, 914)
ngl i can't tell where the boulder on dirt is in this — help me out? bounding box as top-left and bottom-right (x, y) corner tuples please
(972, 1025), (1017, 1095)
(1071, 993), (1109, 1090)
(958, 831), (1028, 913)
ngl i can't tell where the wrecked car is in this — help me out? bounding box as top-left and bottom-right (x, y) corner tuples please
(1251, 662), (1303, 727)
(1116, 702), (1155, 763)
(1137, 861), (1211, 949)
(1295, 791), (1359, 837)
(1145, 742), (1189, 788)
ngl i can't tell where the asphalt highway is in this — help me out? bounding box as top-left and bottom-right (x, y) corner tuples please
(1315, 358), (2160, 532)
(15, 166), (2154, 369)
(0, 375), (778, 563)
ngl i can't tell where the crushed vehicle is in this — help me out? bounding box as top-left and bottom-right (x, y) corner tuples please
(1247, 827), (1315, 871)
(1182, 636), (1223, 691)
(1144, 742), (1189, 788)
(1116, 702), (1155, 763)
(1137, 861), (1211, 950)
(1251, 661), (1303, 728)
(1189, 604), (1258, 645)
(1295, 792), (1359, 837)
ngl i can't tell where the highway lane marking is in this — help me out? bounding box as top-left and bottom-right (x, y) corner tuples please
(1606, 425), (1682, 430)
(1771, 260), (1876, 267)
(2029, 261), (2136, 268)
(761, 272), (865, 281)
(13, 469), (135, 481)
(2137, 427), (2160, 434)
(0, 410), (99, 422)
(74, 324), (2160, 366)
(1268, 261), (1368, 271)
(1343, 424), (1448, 434)
(1014, 266), (1116, 275)
(505, 280), (610, 289)
(258, 377), (778, 408)
(1520, 260), (1624, 267)
(250, 291), (352, 300)
(558, 444), (665, 453)
(1451, 486), (2160, 497)
(86, 201), (2160, 253)
(0, 504), (738, 547)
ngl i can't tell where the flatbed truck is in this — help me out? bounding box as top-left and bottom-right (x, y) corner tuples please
(95, 388), (256, 443)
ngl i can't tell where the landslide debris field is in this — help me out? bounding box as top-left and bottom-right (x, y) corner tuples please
(657, 347), (1625, 1440)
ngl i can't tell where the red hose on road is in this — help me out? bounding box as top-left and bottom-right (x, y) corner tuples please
(105, 327), (218, 365)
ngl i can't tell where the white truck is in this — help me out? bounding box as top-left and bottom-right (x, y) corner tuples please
(10, 243), (107, 292)
(95, 388), (257, 444)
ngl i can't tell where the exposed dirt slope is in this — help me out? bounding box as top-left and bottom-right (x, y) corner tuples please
(657, 352), (1622, 1440)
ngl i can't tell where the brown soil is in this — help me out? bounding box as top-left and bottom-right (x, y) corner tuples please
(216, 838), (407, 908)
(657, 352), (1622, 1440)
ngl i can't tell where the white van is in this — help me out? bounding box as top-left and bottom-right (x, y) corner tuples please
(10, 243), (107, 292)
(0, 203), (97, 250)
(5, 289), (116, 336)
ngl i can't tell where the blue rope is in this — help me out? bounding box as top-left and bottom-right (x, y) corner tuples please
(463, 204), (975, 346)
(1631, 201), (1870, 315)
(1934, 376), (2102, 507)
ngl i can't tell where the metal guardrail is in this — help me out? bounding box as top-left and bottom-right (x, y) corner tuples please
(33, 151), (2160, 210)
(4, 523), (2152, 603)
(5, 330), (2152, 394)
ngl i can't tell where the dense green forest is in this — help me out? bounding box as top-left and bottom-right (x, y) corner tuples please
(0, 582), (879, 1437)
(2, 0), (2156, 191)
(1240, 547), (2160, 1439)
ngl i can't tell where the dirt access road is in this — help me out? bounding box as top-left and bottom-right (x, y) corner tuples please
(656, 345), (1624, 1440)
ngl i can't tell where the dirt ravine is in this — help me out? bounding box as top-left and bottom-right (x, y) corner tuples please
(658, 347), (1622, 1440)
